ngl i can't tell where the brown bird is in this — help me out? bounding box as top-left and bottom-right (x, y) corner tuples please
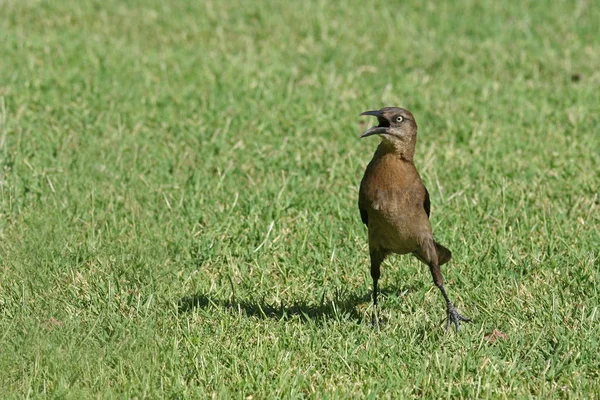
(358, 107), (470, 332)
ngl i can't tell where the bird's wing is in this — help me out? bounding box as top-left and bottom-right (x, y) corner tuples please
(423, 187), (431, 218)
(359, 200), (368, 226)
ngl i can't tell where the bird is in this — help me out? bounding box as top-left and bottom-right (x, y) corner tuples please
(358, 107), (470, 332)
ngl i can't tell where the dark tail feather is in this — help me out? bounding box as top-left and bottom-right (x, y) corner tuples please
(435, 242), (452, 266)
(413, 241), (452, 267)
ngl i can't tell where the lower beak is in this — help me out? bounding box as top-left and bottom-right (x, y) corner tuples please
(360, 126), (388, 138)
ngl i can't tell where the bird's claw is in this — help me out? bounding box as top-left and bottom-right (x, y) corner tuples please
(371, 312), (382, 329)
(445, 304), (470, 333)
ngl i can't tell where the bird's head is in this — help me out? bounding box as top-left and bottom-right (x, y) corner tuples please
(359, 107), (417, 143)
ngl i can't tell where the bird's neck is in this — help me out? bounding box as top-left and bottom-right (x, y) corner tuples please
(377, 137), (416, 162)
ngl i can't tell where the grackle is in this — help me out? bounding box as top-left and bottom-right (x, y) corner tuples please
(358, 107), (470, 332)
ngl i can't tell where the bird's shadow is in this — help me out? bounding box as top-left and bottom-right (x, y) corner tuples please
(178, 287), (413, 325)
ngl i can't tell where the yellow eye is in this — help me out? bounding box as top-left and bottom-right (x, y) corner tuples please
(396, 116), (404, 122)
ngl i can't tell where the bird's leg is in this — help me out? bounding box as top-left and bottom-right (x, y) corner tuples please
(369, 250), (383, 327)
(372, 276), (379, 326)
(421, 240), (470, 332)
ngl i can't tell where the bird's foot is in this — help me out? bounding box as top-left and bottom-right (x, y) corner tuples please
(445, 303), (470, 333)
(371, 309), (385, 329)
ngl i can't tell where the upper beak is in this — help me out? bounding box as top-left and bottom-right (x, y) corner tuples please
(359, 110), (387, 138)
(360, 110), (383, 118)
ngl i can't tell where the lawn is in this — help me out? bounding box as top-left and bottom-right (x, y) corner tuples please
(1, 0), (599, 397)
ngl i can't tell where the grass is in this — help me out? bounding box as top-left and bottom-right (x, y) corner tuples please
(1, 0), (599, 397)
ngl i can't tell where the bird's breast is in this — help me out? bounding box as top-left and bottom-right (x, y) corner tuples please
(368, 186), (423, 218)
(359, 153), (431, 253)
(364, 186), (430, 253)
(360, 154), (423, 216)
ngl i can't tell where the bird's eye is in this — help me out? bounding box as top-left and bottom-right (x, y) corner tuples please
(396, 116), (404, 122)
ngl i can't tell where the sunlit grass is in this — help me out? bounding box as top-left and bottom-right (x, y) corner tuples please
(1, 0), (599, 397)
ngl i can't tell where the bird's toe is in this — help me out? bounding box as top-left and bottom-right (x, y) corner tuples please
(371, 313), (385, 329)
(446, 305), (470, 333)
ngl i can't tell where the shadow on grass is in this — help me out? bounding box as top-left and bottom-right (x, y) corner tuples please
(178, 287), (411, 325)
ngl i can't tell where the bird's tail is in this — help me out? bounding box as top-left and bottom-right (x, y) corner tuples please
(413, 241), (452, 267)
(435, 242), (452, 266)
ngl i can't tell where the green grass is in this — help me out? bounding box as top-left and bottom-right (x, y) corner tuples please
(1, 0), (599, 397)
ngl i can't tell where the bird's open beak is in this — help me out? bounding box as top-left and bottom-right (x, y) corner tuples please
(360, 110), (389, 138)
